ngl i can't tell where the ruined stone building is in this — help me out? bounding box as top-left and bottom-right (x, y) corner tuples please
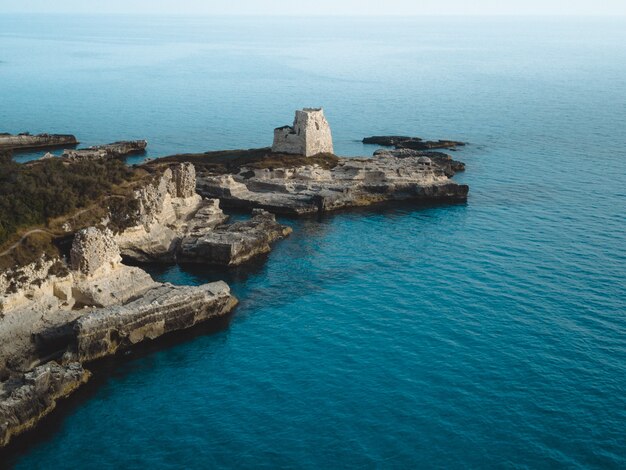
(271, 108), (334, 156)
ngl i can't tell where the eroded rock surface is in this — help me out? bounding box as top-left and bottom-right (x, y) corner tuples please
(178, 209), (292, 266)
(0, 362), (89, 447)
(70, 228), (121, 276)
(62, 140), (147, 160)
(0, 133), (78, 151)
(115, 164), (291, 266)
(115, 164), (203, 261)
(75, 282), (236, 362)
(373, 148), (465, 177)
(198, 153), (469, 215)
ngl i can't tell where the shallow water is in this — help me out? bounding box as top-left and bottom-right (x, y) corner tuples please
(1, 15), (625, 468)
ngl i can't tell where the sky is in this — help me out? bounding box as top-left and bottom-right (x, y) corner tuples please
(2, 0), (626, 16)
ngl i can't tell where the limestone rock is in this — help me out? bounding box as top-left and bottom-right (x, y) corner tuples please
(70, 227), (121, 276)
(172, 162), (197, 198)
(0, 361), (90, 447)
(115, 164), (203, 262)
(178, 209), (292, 266)
(373, 148), (465, 177)
(75, 282), (237, 362)
(197, 153), (469, 215)
(62, 140), (147, 160)
(0, 133), (78, 152)
(272, 108), (334, 156)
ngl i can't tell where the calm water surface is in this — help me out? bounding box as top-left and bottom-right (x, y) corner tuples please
(1, 15), (625, 469)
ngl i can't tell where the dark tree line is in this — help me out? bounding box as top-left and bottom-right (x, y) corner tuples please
(0, 151), (135, 246)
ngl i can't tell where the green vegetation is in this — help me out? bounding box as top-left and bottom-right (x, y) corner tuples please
(0, 151), (136, 249)
(152, 147), (340, 174)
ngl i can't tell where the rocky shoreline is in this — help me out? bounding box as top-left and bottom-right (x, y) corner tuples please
(0, 109), (471, 451)
(0, 133), (78, 152)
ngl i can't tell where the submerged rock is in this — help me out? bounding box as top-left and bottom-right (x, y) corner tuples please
(197, 153), (469, 216)
(0, 362), (90, 447)
(363, 135), (465, 150)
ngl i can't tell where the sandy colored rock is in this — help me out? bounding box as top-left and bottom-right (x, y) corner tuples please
(178, 209), (292, 266)
(0, 361), (90, 447)
(197, 153), (468, 215)
(70, 227), (121, 276)
(75, 282), (236, 362)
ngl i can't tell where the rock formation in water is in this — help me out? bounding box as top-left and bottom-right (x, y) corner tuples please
(178, 209), (293, 266)
(62, 140), (147, 160)
(373, 148), (465, 177)
(0, 133), (78, 151)
(197, 152), (468, 215)
(0, 223), (238, 447)
(0, 362), (90, 448)
(0, 113), (474, 450)
(115, 163), (291, 265)
(363, 135), (465, 150)
(75, 282), (235, 362)
(272, 108), (334, 156)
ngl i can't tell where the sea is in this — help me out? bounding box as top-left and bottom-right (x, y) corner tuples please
(1, 14), (625, 469)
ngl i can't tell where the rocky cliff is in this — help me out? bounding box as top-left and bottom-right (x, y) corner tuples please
(0, 362), (89, 448)
(0, 224), (239, 447)
(75, 282), (236, 362)
(115, 163), (291, 266)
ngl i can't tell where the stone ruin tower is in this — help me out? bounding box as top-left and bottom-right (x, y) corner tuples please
(271, 108), (334, 156)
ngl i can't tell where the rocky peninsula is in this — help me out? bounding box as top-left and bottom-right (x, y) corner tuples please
(0, 133), (78, 152)
(0, 108), (470, 451)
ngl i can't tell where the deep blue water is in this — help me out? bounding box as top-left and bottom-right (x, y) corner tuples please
(2, 15), (626, 469)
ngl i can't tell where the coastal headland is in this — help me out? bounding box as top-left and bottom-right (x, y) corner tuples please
(0, 108), (469, 451)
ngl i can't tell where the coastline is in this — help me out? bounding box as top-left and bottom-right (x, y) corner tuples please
(0, 111), (469, 455)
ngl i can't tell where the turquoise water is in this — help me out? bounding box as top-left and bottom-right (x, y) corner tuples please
(2, 15), (626, 468)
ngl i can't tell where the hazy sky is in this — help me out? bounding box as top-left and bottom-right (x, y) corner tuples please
(3, 0), (626, 15)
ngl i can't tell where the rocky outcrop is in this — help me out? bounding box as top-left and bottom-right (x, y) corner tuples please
(178, 209), (292, 266)
(70, 228), (121, 276)
(62, 140), (147, 160)
(0, 226), (238, 447)
(74, 282), (236, 362)
(197, 153), (469, 216)
(363, 135), (465, 150)
(373, 148), (465, 177)
(115, 164), (291, 266)
(272, 108), (334, 156)
(70, 227), (157, 308)
(0, 133), (78, 151)
(115, 164), (203, 261)
(0, 362), (90, 447)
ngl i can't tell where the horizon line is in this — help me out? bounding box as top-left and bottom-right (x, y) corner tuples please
(2, 12), (626, 17)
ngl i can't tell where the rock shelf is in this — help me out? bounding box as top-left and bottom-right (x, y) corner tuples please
(0, 133), (78, 152)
